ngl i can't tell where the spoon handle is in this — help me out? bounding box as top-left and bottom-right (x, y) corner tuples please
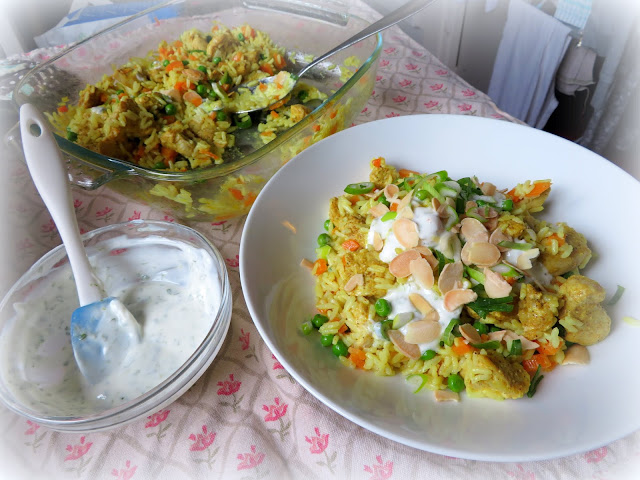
(19, 104), (104, 306)
(299, 0), (435, 77)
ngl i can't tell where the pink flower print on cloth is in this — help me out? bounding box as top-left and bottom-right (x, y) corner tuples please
(239, 328), (258, 362)
(95, 206), (113, 222)
(271, 354), (295, 383)
(435, 69), (448, 76)
(237, 445), (268, 478)
(462, 88), (476, 97)
(111, 460), (137, 480)
(189, 425), (219, 469)
(584, 446), (608, 463)
(217, 374), (244, 412)
(64, 436), (93, 476)
(507, 464), (535, 480)
(364, 455), (393, 480)
(263, 397), (290, 441)
(145, 409), (172, 441)
(24, 420), (46, 453)
(404, 63), (419, 72)
(128, 210), (141, 221)
(225, 254), (239, 268)
(305, 427), (336, 474)
(392, 95), (408, 106)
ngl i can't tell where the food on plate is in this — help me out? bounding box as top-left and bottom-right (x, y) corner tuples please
(301, 157), (612, 401)
(50, 23), (326, 172)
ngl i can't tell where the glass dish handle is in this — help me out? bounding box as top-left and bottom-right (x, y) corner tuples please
(4, 121), (133, 191)
(243, 0), (350, 26)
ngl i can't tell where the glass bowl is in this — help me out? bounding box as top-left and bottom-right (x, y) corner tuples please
(13, 0), (382, 222)
(0, 220), (232, 432)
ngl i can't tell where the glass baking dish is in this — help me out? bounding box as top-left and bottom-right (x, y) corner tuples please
(13, 0), (381, 222)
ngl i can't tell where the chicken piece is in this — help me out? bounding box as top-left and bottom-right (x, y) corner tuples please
(78, 85), (104, 109)
(112, 65), (147, 89)
(108, 97), (146, 137)
(159, 124), (196, 158)
(206, 28), (236, 57)
(369, 164), (397, 190)
(183, 68), (206, 83)
(462, 351), (530, 400)
(341, 249), (392, 297)
(187, 110), (218, 143)
(517, 284), (559, 340)
(96, 127), (126, 158)
(328, 197), (368, 245)
(135, 91), (167, 112)
(539, 225), (591, 276)
(289, 104), (311, 123)
(558, 274), (610, 346)
(180, 28), (209, 51)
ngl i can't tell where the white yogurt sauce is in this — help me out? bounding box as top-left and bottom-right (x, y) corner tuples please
(0, 236), (221, 417)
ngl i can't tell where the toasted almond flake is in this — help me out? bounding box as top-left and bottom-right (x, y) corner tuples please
(434, 390), (460, 402)
(365, 189), (383, 199)
(432, 197), (441, 211)
(389, 249), (421, 278)
(465, 200), (477, 211)
(412, 246), (439, 270)
(408, 292), (436, 316)
(466, 242), (501, 267)
(562, 344), (590, 365)
(344, 273), (364, 292)
(387, 330), (421, 359)
(487, 330), (507, 342)
(484, 217), (499, 232)
(397, 191), (413, 212)
(489, 228), (512, 251)
(369, 203), (390, 218)
(399, 206), (414, 219)
(480, 182), (496, 196)
(384, 184), (399, 200)
(409, 258), (435, 290)
(393, 218), (420, 248)
(503, 331), (539, 350)
(372, 231), (383, 251)
(516, 248), (540, 270)
(483, 267), (513, 298)
(443, 288), (478, 312)
(485, 208), (498, 219)
(459, 323), (482, 344)
(436, 203), (449, 217)
(460, 217), (489, 243)
(300, 258), (314, 270)
(438, 261), (464, 295)
(404, 320), (441, 344)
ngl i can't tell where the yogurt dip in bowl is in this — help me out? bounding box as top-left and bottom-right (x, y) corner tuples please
(0, 220), (231, 432)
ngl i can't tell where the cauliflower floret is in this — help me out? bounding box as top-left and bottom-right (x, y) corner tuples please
(462, 351), (531, 400)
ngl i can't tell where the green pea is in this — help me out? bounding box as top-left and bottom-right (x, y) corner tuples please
(198, 65), (207, 74)
(312, 314), (329, 329)
(66, 129), (78, 142)
(182, 59), (189, 66)
(213, 56), (222, 65)
(447, 374), (465, 393)
(317, 233), (331, 246)
(238, 32), (245, 41)
(196, 84), (208, 96)
(473, 321), (489, 335)
(320, 334), (334, 347)
(502, 199), (514, 211)
(164, 103), (177, 115)
(298, 90), (309, 101)
(374, 298), (391, 317)
(216, 111), (227, 121)
(420, 349), (437, 361)
(153, 161), (165, 169)
(415, 189), (428, 201)
(323, 219), (332, 232)
(301, 321), (313, 335)
(332, 340), (348, 357)
(162, 59), (170, 67)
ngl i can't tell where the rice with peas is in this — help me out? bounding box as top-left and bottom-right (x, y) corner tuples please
(303, 157), (613, 402)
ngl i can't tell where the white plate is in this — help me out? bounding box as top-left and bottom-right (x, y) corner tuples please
(239, 115), (640, 461)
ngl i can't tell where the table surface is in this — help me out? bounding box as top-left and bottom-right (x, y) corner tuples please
(1, 4), (639, 479)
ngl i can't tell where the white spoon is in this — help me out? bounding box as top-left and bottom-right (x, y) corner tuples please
(19, 103), (141, 384)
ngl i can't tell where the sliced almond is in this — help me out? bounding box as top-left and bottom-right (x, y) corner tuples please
(432, 197), (441, 211)
(399, 206), (414, 219)
(465, 242), (501, 267)
(465, 200), (477, 211)
(438, 261), (464, 295)
(485, 208), (499, 219)
(443, 288), (478, 312)
(397, 191), (413, 212)
(409, 258), (435, 290)
(460, 217), (489, 243)
(344, 273), (364, 292)
(404, 320), (441, 344)
(389, 249), (421, 278)
(412, 246), (438, 270)
(434, 390), (460, 402)
(409, 292), (435, 316)
(300, 258), (314, 270)
(484, 217), (499, 232)
(489, 228), (512, 252)
(458, 323), (482, 344)
(383, 184), (399, 201)
(516, 248), (540, 270)
(562, 344), (590, 365)
(392, 218), (419, 249)
(372, 231), (383, 252)
(483, 267), (513, 298)
(480, 182), (496, 196)
(503, 331), (539, 350)
(365, 189), (383, 199)
(487, 330), (507, 342)
(369, 203), (389, 218)
(387, 330), (421, 359)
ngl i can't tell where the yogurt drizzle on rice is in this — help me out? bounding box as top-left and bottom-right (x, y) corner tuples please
(304, 157), (612, 402)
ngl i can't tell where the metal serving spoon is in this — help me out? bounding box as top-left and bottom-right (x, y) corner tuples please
(19, 103), (142, 385)
(228, 0), (435, 114)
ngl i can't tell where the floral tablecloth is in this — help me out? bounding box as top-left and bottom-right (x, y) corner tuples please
(1, 4), (639, 479)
